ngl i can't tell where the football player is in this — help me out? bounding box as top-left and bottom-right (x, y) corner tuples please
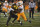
(2, 1), (8, 17)
(6, 4), (22, 26)
(16, 0), (31, 23)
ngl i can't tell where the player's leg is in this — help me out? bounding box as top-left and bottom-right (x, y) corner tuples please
(21, 12), (27, 21)
(5, 12), (7, 17)
(29, 10), (31, 18)
(2, 8), (6, 17)
(3, 12), (7, 17)
(17, 13), (20, 21)
(17, 13), (21, 22)
(12, 14), (18, 23)
(32, 8), (34, 19)
(17, 13), (22, 25)
(3, 12), (6, 16)
(11, 13), (22, 25)
(21, 12), (31, 23)
(4, 9), (7, 17)
(6, 16), (11, 26)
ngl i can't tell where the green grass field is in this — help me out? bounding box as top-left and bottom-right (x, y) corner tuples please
(0, 12), (40, 27)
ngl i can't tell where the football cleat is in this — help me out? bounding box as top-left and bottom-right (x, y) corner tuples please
(11, 22), (14, 24)
(20, 22), (22, 25)
(29, 20), (31, 23)
(5, 24), (8, 26)
(20, 22), (23, 25)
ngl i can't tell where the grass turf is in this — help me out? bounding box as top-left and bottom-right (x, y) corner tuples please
(0, 13), (40, 27)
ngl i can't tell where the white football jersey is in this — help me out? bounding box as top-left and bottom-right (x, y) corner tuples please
(17, 1), (24, 13)
(3, 2), (8, 8)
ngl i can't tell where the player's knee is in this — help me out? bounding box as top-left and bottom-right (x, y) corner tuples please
(18, 20), (20, 22)
(15, 15), (18, 19)
(16, 17), (19, 21)
(24, 19), (27, 21)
